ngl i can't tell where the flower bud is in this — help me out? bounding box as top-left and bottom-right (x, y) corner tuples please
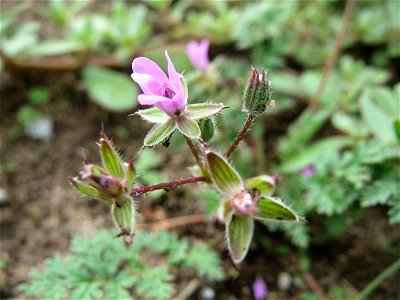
(198, 118), (216, 142)
(242, 68), (272, 116)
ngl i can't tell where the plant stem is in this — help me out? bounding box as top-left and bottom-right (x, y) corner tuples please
(308, 0), (357, 111)
(139, 214), (209, 231)
(130, 176), (206, 196)
(357, 258), (400, 300)
(226, 114), (256, 158)
(184, 136), (209, 178)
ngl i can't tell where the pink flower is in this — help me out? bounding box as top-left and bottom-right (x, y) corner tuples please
(131, 50), (187, 116)
(300, 165), (315, 177)
(252, 275), (268, 300)
(186, 39), (210, 71)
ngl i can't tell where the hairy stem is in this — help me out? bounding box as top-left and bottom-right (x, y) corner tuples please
(226, 114), (256, 158)
(130, 176), (206, 196)
(184, 136), (209, 178)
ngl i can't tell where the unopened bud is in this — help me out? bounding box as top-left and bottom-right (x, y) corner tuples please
(242, 68), (272, 116)
(198, 118), (216, 142)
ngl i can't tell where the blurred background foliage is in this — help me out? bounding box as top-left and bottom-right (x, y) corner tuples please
(1, 0), (399, 299)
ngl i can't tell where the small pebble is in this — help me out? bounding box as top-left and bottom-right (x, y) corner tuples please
(201, 286), (215, 300)
(277, 272), (292, 290)
(0, 188), (8, 205)
(25, 117), (53, 141)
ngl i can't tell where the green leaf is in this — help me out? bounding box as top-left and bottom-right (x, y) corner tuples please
(226, 214), (254, 264)
(27, 40), (83, 57)
(99, 134), (125, 178)
(185, 103), (225, 120)
(176, 115), (201, 138)
(331, 111), (367, 137)
(136, 267), (174, 300)
(255, 196), (302, 222)
(144, 118), (176, 147)
(360, 88), (396, 144)
(184, 244), (224, 280)
(205, 150), (243, 196)
(245, 175), (276, 197)
(82, 66), (138, 112)
(361, 179), (398, 207)
(135, 107), (170, 123)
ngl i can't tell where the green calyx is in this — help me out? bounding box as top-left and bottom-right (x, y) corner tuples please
(242, 68), (272, 116)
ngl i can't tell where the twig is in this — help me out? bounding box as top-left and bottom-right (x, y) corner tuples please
(173, 279), (201, 300)
(139, 214), (209, 231)
(225, 114), (255, 158)
(358, 258), (400, 300)
(130, 176), (206, 197)
(301, 270), (328, 300)
(184, 136), (209, 179)
(308, 0), (357, 111)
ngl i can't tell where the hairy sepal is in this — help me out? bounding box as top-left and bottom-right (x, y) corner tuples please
(226, 213), (254, 264)
(185, 103), (225, 120)
(135, 107), (170, 124)
(99, 133), (125, 179)
(255, 196), (303, 222)
(176, 115), (201, 138)
(144, 118), (176, 147)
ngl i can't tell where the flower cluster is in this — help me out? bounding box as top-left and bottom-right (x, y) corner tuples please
(70, 45), (304, 264)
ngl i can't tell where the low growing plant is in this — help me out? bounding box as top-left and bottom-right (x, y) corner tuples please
(68, 50), (305, 264)
(20, 230), (223, 300)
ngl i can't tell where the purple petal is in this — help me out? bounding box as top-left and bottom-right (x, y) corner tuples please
(165, 50), (186, 108)
(186, 39), (210, 71)
(131, 73), (162, 96)
(252, 275), (268, 300)
(138, 94), (170, 105)
(132, 57), (168, 83)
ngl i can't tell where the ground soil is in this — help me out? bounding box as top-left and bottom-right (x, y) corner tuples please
(1, 69), (399, 300)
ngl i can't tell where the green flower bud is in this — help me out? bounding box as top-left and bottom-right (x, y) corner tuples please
(198, 118), (216, 142)
(242, 68), (272, 116)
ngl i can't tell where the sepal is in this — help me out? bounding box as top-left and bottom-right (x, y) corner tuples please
(245, 175), (276, 197)
(198, 118), (216, 142)
(205, 150), (243, 196)
(255, 196), (303, 222)
(135, 107), (170, 124)
(226, 213), (254, 264)
(176, 115), (201, 138)
(185, 103), (225, 120)
(144, 118), (176, 147)
(112, 196), (136, 244)
(99, 132), (125, 179)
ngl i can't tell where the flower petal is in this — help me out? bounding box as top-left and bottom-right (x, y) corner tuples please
(165, 50), (186, 106)
(138, 94), (170, 106)
(132, 57), (168, 83)
(131, 73), (161, 96)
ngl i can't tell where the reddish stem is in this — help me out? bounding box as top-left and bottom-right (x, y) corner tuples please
(183, 136), (209, 178)
(225, 114), (255, 158)
(308, 0), (357, 111)
(130, 176), (206, 197)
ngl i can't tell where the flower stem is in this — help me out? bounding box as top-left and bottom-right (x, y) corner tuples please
(226, 114), (256, 158)
(130, 176), (206, 197)
(184, 136), (209, 178)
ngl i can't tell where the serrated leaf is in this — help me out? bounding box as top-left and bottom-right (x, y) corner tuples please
(245, 175), (276, 197)
(226, 214), (254, 264)
(136, 267), (174, 300)
(206, 150), (243, 196)
(360, 88), (396, 144)
(185, 103), (225, 120)
(135, 107), (170, 123)
(176, 115), (201, 138)
(144, 118), (176, 147)
(361, 180), (398, 207)
(99, 135), (124, 178)
(83, 66), (137, 112)
(255, 196), (301, 222)
(184, 245), (224, 280)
